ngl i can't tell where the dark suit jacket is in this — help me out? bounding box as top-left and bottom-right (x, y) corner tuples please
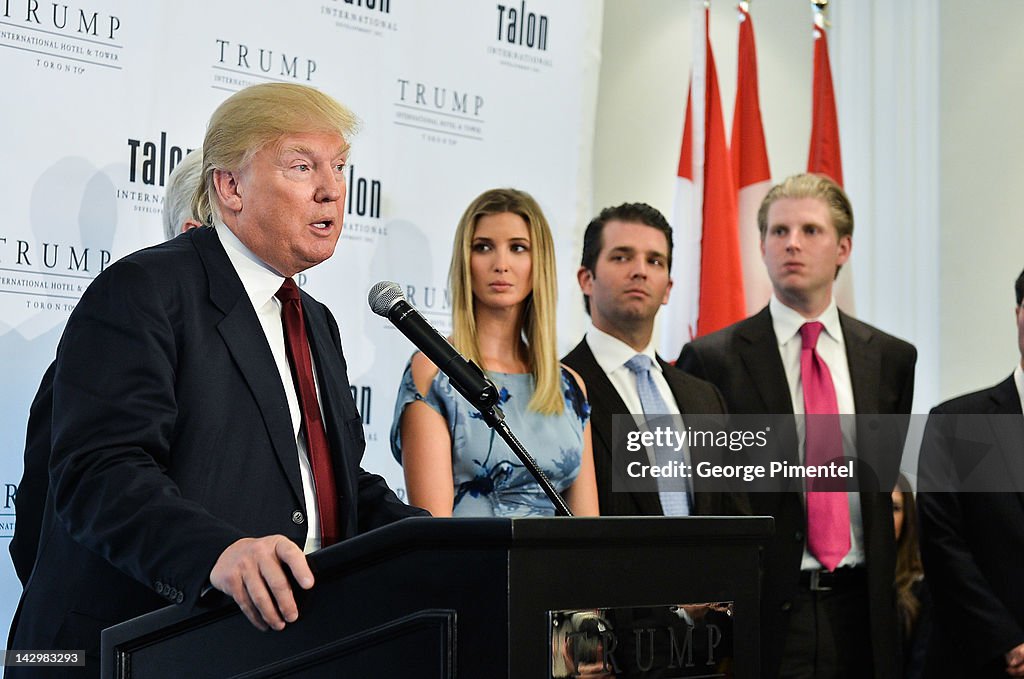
(7, 227), (422, 676)
(9, 362), (55, 588)
(678, 306), (916, 679)
(562, 338), (747, 517)
(917, 375), (1024, 678)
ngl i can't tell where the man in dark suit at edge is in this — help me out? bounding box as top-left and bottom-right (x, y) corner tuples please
(9, 149), (207, 590)
(917, 267), (1024, 678)
(678, 174), (916, 679)
(562, 202), (740, 517)
(7, 83), (424, 677)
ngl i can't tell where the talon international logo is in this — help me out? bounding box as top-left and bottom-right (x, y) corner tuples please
(319, 0), (397, 37)
(350, 384), (372, 426)
(118, 132), (198, 218)
(489, 1), (553, 72)
(339, 164), (388, 244)
(211, 37), (319, 93)
(0, 1), (123, 75)
(392, 78), (486, 147)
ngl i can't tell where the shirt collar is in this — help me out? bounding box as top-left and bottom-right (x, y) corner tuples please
(215, 222), (286, 311)
(769, 294), (844, 348)
(586, 324), (661, 375)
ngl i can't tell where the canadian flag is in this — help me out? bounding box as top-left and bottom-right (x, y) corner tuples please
(732, 2), (773, 315)
(662, 5), (744, 359)
(807, 11), (855, 311)
(807, 17), (843, 186)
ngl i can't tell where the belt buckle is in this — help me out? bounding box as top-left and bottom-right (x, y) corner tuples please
(808, 570), (832, 592)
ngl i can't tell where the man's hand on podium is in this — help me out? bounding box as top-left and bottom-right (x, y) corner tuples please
(210, 536), (315, 631)
(1006, 642), (1024, 677)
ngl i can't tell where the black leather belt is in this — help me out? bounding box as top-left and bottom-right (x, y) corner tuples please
(799, 567), (867, 591)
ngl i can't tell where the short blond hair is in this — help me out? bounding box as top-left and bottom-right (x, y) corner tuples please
(757, 173), (853, 241)
(449, 188), (563, 415)
(192, 83), (360, 225)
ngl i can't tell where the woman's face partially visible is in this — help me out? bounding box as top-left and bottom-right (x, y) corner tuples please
(892, 488), (905, 542)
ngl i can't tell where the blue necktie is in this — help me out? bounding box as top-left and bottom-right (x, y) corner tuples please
(625, 354), (690, 516)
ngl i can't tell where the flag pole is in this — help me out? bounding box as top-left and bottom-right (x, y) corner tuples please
(732, 0), (774, 314)
(808, 0), (855, 311)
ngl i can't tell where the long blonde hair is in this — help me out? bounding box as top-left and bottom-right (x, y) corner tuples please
(449, 188), (562, 414)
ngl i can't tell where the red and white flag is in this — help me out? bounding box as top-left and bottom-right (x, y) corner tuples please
(662, 5), (744, 358)
(807, 15), (843, 185)
(731, 2), (773, 314)
(807, 9), (855, 310)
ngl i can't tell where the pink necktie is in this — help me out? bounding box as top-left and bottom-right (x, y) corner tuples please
(800, 321), (850, 571)
(277, 278), (339, 546)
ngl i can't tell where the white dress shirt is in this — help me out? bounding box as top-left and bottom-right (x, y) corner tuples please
(768, 295), (865, 569)
(217, 223), (323, 553)
(586, 325), (681, 418)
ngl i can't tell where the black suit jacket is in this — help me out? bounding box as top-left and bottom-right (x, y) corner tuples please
(562, 338), (746, 517)
(7, 227), (422, 675)
(678, 306), (916, 679)
(918, 375), (1024, 678)
(9, 362), (55, 588)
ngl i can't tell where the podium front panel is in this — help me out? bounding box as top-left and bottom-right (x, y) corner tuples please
(102, 516), (770, 678)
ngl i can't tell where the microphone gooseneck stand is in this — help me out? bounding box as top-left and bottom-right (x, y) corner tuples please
(475, 400), (573, 518)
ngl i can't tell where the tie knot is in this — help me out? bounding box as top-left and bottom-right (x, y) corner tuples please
(276, 278), (301, 303)
(624, 354), (654, 375)
(800, 321), (825, 350)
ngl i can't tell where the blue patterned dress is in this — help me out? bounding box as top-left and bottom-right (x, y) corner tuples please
(390, 361), (591, 516)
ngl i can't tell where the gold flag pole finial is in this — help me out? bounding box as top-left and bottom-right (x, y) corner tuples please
(812, 0), (830, 30)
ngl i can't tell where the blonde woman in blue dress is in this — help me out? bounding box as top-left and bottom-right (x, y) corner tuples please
(391, 188), (599, 517)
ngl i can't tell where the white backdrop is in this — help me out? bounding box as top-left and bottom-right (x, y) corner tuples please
(0, 0), (602, 634)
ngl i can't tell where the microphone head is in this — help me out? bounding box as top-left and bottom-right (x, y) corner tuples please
(368, 281), (406, 317)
